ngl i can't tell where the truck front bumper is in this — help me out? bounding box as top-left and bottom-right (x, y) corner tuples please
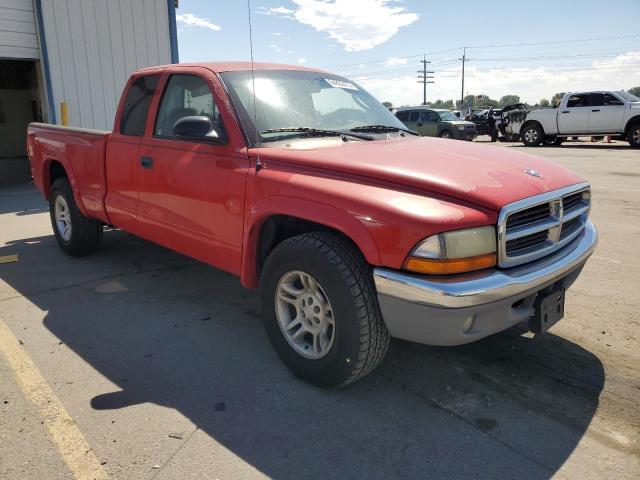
(373, 221), (597, 346)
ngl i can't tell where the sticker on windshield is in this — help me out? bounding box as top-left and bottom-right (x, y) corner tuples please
(324, 78), (359, 91)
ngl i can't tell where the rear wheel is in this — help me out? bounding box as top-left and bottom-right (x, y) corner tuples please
(628, 123), (640, 148)
(260, 232), (389, 387)
(49, 178), (103, 256)
(439, 130), (453, 139)
(521, 123), (543, 147)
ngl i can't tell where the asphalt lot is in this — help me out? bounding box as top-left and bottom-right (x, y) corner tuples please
(0, 138), (638, 479)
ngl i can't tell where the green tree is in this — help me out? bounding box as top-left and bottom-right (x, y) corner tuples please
(428, 99), (455, 109)
(462, 94), (499, 110)
(382, 101), (393, 109)
(499, 95), (520, 107)
(627, 86), (640, 97)
(539, 98), (550, 107)
(551, 92), (566, 107)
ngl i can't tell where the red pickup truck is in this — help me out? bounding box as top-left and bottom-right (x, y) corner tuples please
(27, 62), (597, 387)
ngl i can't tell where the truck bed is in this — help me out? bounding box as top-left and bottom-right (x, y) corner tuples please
(27, 123), (111, 224)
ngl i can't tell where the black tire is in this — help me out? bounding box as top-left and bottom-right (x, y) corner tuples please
(627, 123), (640, 148)
(521, 123), (543, 147)
(49, 177), (103, 256)
(260, 232), (390, 387)
(439, 130), (453, 139)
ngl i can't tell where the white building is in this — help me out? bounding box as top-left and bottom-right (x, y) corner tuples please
(0, 0), (178, 179)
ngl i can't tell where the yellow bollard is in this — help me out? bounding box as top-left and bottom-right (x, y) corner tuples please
(60, 102), (69, 126)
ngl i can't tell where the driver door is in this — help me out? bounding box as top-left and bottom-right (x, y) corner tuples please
(136, 69), (250, 275)
(558, 94), (590, 133)
(421, 111), (439, 137)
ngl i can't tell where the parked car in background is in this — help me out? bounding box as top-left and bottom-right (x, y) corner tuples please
(27, 62), (596, 387)
(508, 91), (640, 147)
(395, 107), (476, 140)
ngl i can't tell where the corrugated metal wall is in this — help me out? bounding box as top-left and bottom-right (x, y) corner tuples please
(39, 0), (173, 130)
(0, 0), (39, 59)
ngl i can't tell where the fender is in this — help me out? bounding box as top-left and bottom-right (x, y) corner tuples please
(624, 114), (640, 132)
(240, 196), (382, 289)
(41, 155), (91, 218)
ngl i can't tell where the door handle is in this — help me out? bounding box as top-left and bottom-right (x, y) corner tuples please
(561, 111), (570, 113)
(591, 109), (600, 112)
(140, 156), (154, 169)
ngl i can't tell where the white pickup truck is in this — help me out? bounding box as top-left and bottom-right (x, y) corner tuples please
(510, 91), (640, 148)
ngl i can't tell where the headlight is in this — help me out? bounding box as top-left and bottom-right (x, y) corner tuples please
(457, 125), (466, 130)
(404, 226), (497, 274)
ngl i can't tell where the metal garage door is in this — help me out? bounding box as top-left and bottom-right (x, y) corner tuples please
(0, 0), (39, 59)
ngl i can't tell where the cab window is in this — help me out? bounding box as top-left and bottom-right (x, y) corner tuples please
(422, 111), (439, 122)
(396, 111), (409, 121)
(566, 94), (589, 108)
(603, 93), (624, 106)
(120, 75), (159, 136)
(154, 74), (226, 140)
(409, 111), (419, 122)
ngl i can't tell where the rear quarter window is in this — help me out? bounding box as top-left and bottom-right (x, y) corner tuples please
(120, 75), (160, 136)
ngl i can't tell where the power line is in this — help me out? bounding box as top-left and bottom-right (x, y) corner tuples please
(460, 47), (466, 109)
(318, 33), (640, 70)
(350, 61), (640, 81)
(319, 47), (462, 69)
(468, 51), (634, 61)
(465, 33), (640, 50)
(344, 51), (636, 77)
(417, 55), (434, 105)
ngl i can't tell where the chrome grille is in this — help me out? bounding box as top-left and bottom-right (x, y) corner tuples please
(498, 183), (590, 268)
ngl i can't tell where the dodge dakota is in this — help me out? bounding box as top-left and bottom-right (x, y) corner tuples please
(27, 62), (597, 387)
(510, 91), (640, 147)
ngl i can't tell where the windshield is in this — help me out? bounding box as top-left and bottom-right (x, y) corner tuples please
(437, 111), (458, 121)
(219, 70), (406, 145)
(616, 91), (640, 102)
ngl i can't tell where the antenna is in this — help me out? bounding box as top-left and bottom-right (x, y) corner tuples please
(246, 0), (262, 171)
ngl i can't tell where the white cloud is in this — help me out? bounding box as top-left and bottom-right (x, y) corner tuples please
(269, 44), (283, 53)
(176, 13), (221, 31)
(384, 57), (408, 66)
(258, 6), (295, 18)
(298, 58), (307, 64)
(267, 0), (418, 51)
(354, 52), (640, 106)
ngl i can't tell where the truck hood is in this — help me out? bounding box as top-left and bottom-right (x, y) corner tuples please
(256, 136), (584, 211)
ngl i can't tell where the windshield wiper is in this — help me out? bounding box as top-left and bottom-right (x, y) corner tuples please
(350, 124), (418, 136)
(259, 127), (373, 141)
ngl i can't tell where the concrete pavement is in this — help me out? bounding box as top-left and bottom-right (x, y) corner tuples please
(0, 140), (638, 479)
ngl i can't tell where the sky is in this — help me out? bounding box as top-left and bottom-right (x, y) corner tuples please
(175, 0), (640, 106)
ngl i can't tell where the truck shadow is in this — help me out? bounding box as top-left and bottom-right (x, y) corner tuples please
(0, 184), (48, 216)
(0, 231), (605, 479)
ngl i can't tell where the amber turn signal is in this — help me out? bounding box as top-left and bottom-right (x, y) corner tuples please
(404, 253), (497, 275)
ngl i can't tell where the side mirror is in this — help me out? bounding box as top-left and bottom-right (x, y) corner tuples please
(173, 116), (221, 141)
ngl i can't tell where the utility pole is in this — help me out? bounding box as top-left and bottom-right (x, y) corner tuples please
(417, 55), (434, 105)
(459, 47), (467, 110)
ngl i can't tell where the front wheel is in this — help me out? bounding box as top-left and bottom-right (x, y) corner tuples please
(439, 130), (453, 139)
(521, 124), (543, 146)
(260, 232), (389, 387)
(628, 123), (640, 148)
(49, 178), (103, 256)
